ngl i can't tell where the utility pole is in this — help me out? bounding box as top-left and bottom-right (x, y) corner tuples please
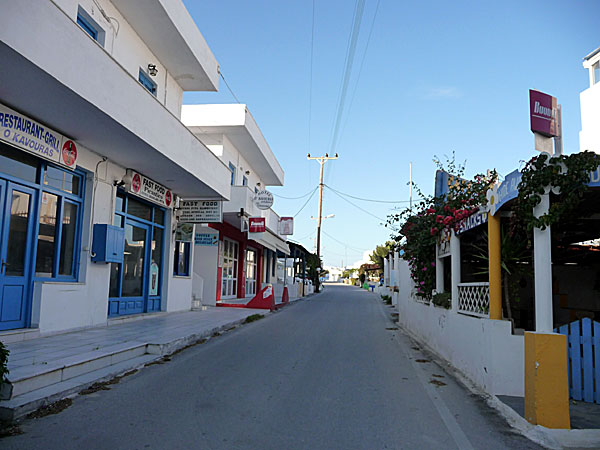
(307, 152), (338, 292)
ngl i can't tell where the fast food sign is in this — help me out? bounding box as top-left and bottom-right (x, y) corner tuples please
(125, 169), (173, 208)
(0, 102), (78, 169)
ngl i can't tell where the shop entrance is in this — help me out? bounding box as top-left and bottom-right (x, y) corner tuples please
(0, 181), (36, 330)
(109, 192), (164, 316)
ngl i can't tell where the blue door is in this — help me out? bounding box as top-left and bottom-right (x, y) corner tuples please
(0, 182), (36, 330)
(109, 219), (151, 316)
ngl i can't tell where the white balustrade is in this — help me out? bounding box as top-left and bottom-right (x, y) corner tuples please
(457, 282), (490, 317)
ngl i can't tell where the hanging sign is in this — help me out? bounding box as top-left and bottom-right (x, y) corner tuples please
(175, 223), (194, 242)
(0, 102), (78, 169)
(124, 169), (173, 208)
(255, 190), (274, 210)
(249, 217), (266, 233)
(194, 230), (219, 246)
(178, 199), (222, 223)
(279, 217), (294, 235)
(529, 89), (558, 137)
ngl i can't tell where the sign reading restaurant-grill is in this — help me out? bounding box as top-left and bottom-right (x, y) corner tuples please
(125, 169), (173, 208)
(178, 199), (223, 223)
(0, 102), (78, 169)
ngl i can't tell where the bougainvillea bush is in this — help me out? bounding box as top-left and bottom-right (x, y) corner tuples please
(387, 156), (496, 300)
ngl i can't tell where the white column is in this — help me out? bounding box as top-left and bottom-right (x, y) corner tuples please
(394, 251), (400, 287)
(450, 231), (461, 311)
(435, 247), (444, 293)
(533, 193), (553, 332)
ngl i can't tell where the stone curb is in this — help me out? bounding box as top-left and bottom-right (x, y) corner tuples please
(0, 310), (270, 424)
(394, 317), (600, 449)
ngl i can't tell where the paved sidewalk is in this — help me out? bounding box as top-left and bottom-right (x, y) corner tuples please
(0, 307), (269, 422)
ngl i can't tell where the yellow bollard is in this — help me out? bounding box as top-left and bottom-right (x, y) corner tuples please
(524, 332), (571, 428)
(487, 212), (502, 320)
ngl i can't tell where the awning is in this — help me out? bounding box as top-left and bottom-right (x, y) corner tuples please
(250, 230), (290, 255)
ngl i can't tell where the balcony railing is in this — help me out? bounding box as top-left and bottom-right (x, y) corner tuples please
(458, 282), (489, 318)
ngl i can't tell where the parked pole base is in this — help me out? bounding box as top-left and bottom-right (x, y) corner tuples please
(524, 331), (570, 429)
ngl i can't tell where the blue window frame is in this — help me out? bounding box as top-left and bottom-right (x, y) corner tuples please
(173, 241), (190, 276)
(139, 69), (157, 96)
(242, 176), (248, 186)
(0, 143), (85, 282)
(228, 162), (236, 186)
(77, 13), (98, 41)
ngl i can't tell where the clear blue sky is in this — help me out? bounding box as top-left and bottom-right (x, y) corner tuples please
(182, 0), (599, 267)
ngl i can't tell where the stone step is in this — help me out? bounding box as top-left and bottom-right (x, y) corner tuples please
(4, 342), (147, 400)
(0, 353), (159, 422)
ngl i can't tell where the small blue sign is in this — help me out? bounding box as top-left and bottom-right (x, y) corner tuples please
(194, 232), (219, 246)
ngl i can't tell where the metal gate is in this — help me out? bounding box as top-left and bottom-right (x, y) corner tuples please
(555, 318), (600, 404)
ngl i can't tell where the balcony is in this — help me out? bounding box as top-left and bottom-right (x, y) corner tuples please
(0, 0), (230, 199)
(224, 186), (260, 217)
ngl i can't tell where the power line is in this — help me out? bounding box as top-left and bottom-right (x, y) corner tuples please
(293, 186), (319, 218)
(308, 0), (315, 156)
(339, 0), (381, 141)
(272, 189), (317, 200)
(322, 230), (368, 252)
(324, 186), (387, 222)
(325, 184), (422, 204)
(324, 0), (366, 185)
(218, 69), (241, 104)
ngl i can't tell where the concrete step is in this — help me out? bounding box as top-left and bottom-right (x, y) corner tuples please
(4, 342), (147, 400)
(0, 353), (159, 422)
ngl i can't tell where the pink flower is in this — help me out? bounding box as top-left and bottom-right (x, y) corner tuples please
(422, 267), (427, 272)
(431, 262), (436, 267)
(420, 281), (425, 285)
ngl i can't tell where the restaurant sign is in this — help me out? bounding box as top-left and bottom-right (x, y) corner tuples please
(124, 169), (173, 208)
(0, 102), (78, 169)
(456, 209), (488, 235)
(178, 199), (222, 223)
(529, 89), (558, 137)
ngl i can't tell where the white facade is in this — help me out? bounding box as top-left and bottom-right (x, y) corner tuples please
(0, 0), (230, 334)
(580, 47), (600, 154)
(182, 104), (291, 306)
(387, 255), (524, 397)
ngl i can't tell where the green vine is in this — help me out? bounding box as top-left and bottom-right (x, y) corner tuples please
(387, 154), (496, 300)
(513, 151), (600, 231)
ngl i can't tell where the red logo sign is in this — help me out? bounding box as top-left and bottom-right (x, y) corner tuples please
(61, 140), (77, 166)
(529, 89), (557, 137)
(165, 190), (172, 207)
(131, 173), (141, 193)
(249, 217), (266, 233)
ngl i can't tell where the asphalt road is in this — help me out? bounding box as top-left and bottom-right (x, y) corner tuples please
(2, 284), (543, 449)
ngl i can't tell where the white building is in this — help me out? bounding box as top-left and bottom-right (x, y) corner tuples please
(580, 46), (600, 153)
(0, 0), (231, 335)
(182, 104), (291, 306)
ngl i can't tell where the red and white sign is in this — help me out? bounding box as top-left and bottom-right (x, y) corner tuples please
(278, 216), (294, 235)
(61, 140), (77, 167)
(529, 89), (558, 137)
(125, 169), (173, 208)
(249, 217), (266, 233)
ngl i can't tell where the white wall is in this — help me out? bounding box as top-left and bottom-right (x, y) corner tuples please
(394, 259), (524, 396)
(25, 138), (194, 334)
(53, 0), (184, 118)
(580, 83), (600, 154)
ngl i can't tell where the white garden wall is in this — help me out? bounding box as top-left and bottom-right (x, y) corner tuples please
(394, 259), (524, 397)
